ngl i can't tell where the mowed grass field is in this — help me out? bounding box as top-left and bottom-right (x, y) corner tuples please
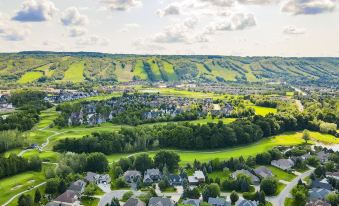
(0, 164), (54, 205)
(106, 132), (305, 163)
(62, 61), (85, 83)
(17, 71), (43, 83)
(246, 105), (278, 116)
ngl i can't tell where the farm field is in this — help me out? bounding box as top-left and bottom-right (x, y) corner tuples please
(17, 71), (43, 84)
(61, 62), (85, 83)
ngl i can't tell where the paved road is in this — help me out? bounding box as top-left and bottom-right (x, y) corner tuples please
(1, 182), (46, 206)
(267, 168), (315, 206)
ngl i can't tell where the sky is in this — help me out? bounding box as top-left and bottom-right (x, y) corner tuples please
(0, 0), (338, 56)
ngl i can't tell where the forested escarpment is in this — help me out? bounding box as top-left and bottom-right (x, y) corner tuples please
(53, 112), (323, 154)
(0, 52), (338, 87)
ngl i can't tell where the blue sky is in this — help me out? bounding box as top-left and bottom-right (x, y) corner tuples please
(0, 0), (338, 56)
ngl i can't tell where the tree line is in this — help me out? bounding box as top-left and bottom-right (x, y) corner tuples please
(0, 130), (27, 153)
(0, 154), (42, 179)
(54, 112), (321, 154)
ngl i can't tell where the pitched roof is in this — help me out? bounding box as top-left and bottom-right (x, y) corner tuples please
(148, 197), (175, 206)
(306, 200), (331, 206)
(68, 180), (86, 193)
(236, 200), (258, 206)
(183, 199), (201, 206)
(54, 190), (79, 203)
(123, 198), (146, 206)
(254, 166), (273, 178)
(208, 197), (230, 206)
(309, 188), (331, 200)
(85, 171), (98, 182)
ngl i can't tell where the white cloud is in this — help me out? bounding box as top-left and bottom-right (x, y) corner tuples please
(281, 0), (336, 15)
(77, 35), (109, 46)
(157, 4), (181, 17)
(69, 27), (88, 37)
(237, 0), (273, 4)
(119, 23), (140, 32)
(61, 7), (89, 26)
(0, 15), (30, 41)
(283, 25), (306, 35)
(209, 13), (256, 31)
(100, 0), (142, 11)
(200, 0), (235, 7)
(12, 0), (57, 22)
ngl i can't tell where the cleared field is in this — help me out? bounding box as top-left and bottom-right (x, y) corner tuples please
(161, 61), (177, 81)
(106, 132), (305, 163)
(265, 165), (296, 182)
(147, 59), (162, 81)
(0, 164), (53, 205)
(17, 71), (43, 84)
(246, 105), (277, 116)
(133, 60), (148, 80)
(115, 61), (134, 82)
(35, 63), (54, 77)
(62, 62), (84, 83)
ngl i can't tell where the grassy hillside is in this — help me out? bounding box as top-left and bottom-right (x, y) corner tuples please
(0, 52), (338, 86)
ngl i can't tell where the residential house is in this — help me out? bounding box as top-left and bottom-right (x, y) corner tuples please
(253, 166), (273, 179)
(188, 171), (205, 185)
(308, 188), (331, 201)
(85, 172), (111, 185)
(168, 174), (183, 186)
(312, 179), (333, 190)
(271, 159), (294, 171)
(231, 169), (260, 185)
(143, 169), (162, 184)
(148, 197), (175, 206)
(53, 190), (80, 206)
(124, 170), (142, 183)
(326, 172), (339, 180)
(306, 200), (331, 206)
(236, 200), (258, 206)
(316, 151), (330, 163)
(68, 180), (86, 195)
(182, 199), (201, 206)
(208, 197), (231, 206)
(123, 198), (146, 206)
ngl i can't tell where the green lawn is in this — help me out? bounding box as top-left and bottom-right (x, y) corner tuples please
(106, 132), (305, 163)
(133, 60), (148, 80)
(207, 170), (231, 182)
(0, 165), (53, 205)
(82, 197), (100, 206)
(266, 165), (296, 182)
(62, 62), (84, 83)
(274, 182), (286, 196)
(162, 61), (177, 81)
(308, 131), (339, 144)
(246, 105), (277, 116)
(7, 185), (46, 206)
(17, 71), (44, 84)
(284, 198), (294, 206)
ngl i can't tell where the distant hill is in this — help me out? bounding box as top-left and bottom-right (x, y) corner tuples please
(0, 52), (338, 86)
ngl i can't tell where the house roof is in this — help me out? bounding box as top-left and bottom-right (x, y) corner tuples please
(208, 198), (230, 206)
(54, 190), (79, 203)
(145, 169), (161, 176)
(85, 172), (98, 182)
(183, 199), (201, 206)
(232, 169), (260, 183)
(148, 197), (175, 206)
(123, 198), (146, 206)
(306, 200), (331, 206)
(312, 179), (333, 190)
(68, 180), (86, 193)
(309, 188), (331, 200)
(193, 171), (205, 179)
(236, 200), (258, 206)
(124, 170), (142, 178)
(271, 159), (294, 168)
(169, 174), (182, 182)
(254, 166), (273, 178)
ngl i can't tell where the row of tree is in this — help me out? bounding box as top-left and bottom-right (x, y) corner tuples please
(0, 130), (27, 153)
(54, 111), (321, 154)
(0, 154), (41, 179)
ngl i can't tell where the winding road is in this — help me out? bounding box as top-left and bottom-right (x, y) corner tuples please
(266, 168), (315, 206)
